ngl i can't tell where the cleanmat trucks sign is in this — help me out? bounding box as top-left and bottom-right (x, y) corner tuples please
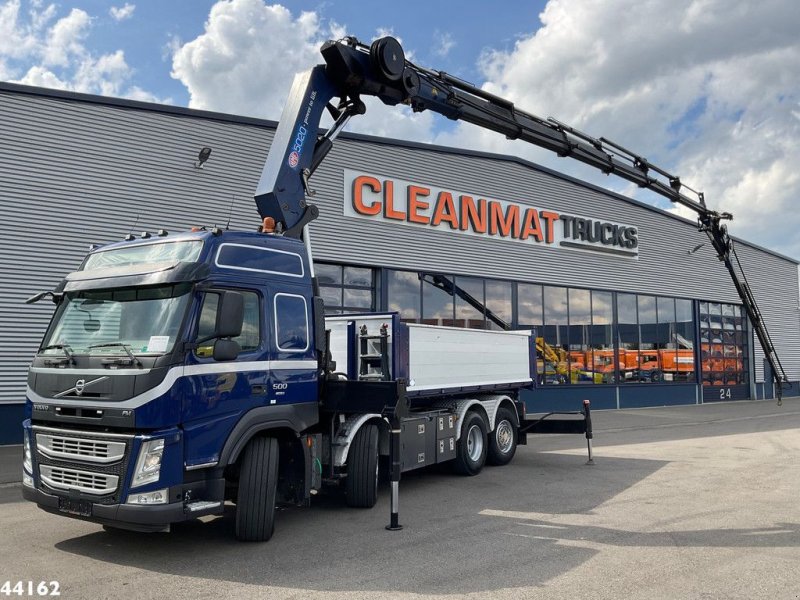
(343, 169), (639, 259)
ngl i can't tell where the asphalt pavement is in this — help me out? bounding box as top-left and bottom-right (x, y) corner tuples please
(0, 445), (20, 485)
(1, 397), (799, 599)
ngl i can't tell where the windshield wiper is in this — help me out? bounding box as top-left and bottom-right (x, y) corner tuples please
(88, 342), (142, 367)
(40, 343), (76, 366)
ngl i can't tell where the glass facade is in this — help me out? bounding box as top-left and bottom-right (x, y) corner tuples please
(315, 263), (379, 315)
(316, 262), (750, 389)
(387, 270), (513, 329)
(699, 302), (749, 386)
(615, 295), (696, 384)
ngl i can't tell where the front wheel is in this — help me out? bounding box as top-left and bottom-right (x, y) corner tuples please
(235, 436), (279, 542)
(487, 407), (518, 466)
(453, 411), (488, 476)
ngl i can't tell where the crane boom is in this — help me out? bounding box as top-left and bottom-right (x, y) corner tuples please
(254, 35), (788, 402)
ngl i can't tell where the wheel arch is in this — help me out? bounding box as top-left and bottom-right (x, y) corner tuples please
(220, 403), (317, 467)
(333, 414), (389, 467)
(444, 395), (518, 440)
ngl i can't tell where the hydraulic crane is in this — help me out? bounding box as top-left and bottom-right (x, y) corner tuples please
(253, 35), (788, 403)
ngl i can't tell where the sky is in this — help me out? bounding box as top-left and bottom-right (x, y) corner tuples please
(1, 0), (799, 261)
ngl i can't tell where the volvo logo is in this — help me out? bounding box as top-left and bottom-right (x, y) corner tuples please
(54, 376), (109, 398)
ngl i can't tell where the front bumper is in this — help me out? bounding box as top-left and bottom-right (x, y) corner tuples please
(22, 482), (224, 532)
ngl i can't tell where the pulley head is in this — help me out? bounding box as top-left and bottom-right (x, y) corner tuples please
(370, 36), (405, 82)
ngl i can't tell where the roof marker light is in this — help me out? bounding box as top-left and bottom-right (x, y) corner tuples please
(261, 217), (276, 234)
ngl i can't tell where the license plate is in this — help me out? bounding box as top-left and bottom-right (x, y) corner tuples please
(58, 497), (93, 517)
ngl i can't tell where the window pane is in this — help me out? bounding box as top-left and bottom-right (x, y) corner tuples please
(314, 262), (376, 315)
(320, 286), (342, 310)
(485, 279), (512, 330)
(637, 296), (658, 383)
(315, 263), (342, 285)
(197, 293), (218, 343)
(454, 276), (485, 329)
(675, 299), (695, 382)
(421, 273), (455, 326)
(568, 289), (591, 383)
(343, 288), (372, 309)
(616, 293), (638, 384)
(275, 295), (308, 351)
(591, 291), (615, 384)
(344, 266), (372, 287)
(518, 283), (543, 328)
(541, 286), (568, 385)
(197, 291), (260, 355)
(656, 297), (676, 382)
(388, 270), (420, 323)
(543, 286), (568, 325)
(238, 293), (261, 351)
(217, 244), (303, 276)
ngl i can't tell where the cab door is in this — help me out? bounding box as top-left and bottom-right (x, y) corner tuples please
(182, 288), (268, 467)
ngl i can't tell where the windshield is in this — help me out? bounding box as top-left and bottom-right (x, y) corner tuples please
(42, 284), (192, 356)
(83, 240), (203, 271)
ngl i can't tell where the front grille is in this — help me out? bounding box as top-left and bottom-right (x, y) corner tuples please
(36, 433), (126, 464)
(39, 464), (119, 495)
(32, 426), (132, 504)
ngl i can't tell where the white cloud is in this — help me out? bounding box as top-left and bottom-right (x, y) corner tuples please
(41, 7), (90, 67)
(170, 1), (434, 139)
(0, 0), (164, 102)
(171, 0), (328, 118)
(433, 30), (455, 58)
(109, 3), (136, 22)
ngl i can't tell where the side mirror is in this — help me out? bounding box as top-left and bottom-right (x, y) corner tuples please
(213, 338), (241, 361)
(215, 291), (244, 338)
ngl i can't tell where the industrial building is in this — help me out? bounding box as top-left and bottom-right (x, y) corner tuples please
(1, 81), (798, 445)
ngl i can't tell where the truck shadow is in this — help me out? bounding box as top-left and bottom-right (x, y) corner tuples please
(52, 449), (798, 595)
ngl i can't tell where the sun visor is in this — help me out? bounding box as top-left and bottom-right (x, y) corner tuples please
(60, 261), (210, 292)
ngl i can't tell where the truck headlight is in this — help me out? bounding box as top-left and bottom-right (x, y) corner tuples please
(131, 439), (165, 488)
(23, 429), (32, 474)
(126, 488), (167, 505)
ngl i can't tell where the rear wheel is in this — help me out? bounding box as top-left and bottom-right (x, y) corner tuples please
(346, 423), (380, 508)
(453, 411), (488, 476)
(235, 436), (279, 542)
(487, 407), (518, 466)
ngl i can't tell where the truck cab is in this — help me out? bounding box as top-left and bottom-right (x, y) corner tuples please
(23, 229), (320, 531)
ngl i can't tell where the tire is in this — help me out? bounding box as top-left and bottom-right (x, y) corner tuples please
(453, 411), (488, 476)
(346, 423), (380, 508)
(235, 436), (279, 542)
(487, 407), (518, 466)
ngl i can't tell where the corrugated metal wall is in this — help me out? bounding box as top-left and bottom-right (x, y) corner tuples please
(1, 84), (798, 406)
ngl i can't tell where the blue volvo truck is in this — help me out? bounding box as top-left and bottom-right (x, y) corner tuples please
(22, 228), (548, 540)
(21, 35), (785, 541)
